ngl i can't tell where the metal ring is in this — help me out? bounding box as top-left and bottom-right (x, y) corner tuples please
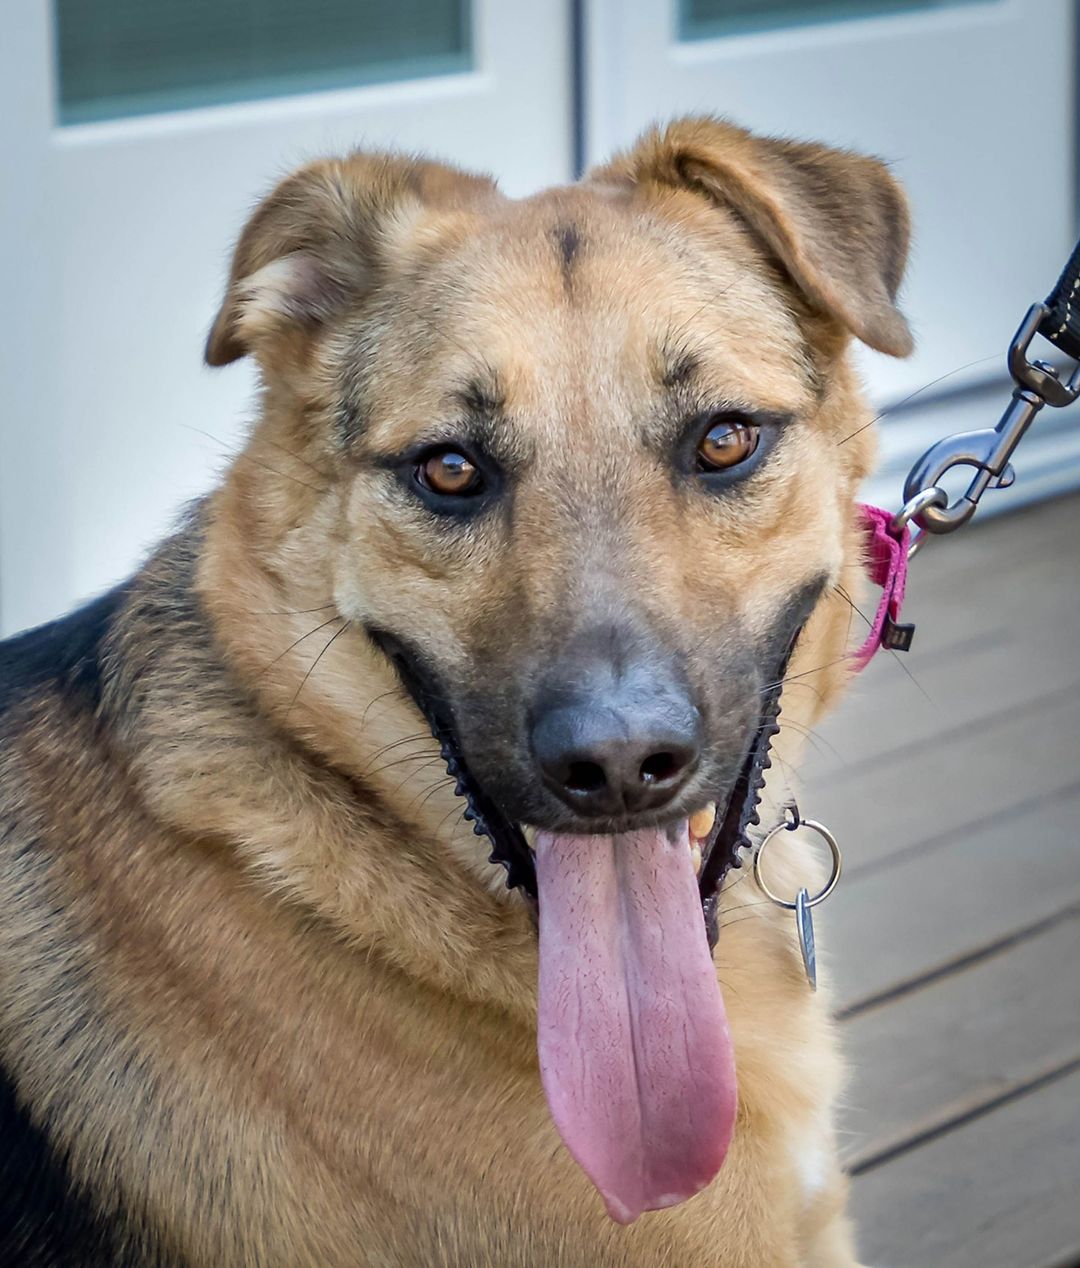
(753, 818), (842, 911)
(892, 486), (948, 560)
(906, 528), (931, 560)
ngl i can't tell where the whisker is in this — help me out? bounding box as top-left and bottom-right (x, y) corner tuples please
(367, 751), (444, 782)
(411, 776), (458, 811)
(361, 732), (436, 774)
(183, 425), (330, 495)
(245, 603), (337, 617)
(778, 719), (842, 764)
(260, 435), (334, 483)
(285, 621), (350, 717)
(759, 654), (849, 697)
(835, 354), (1000, 447)
(360, 687), (407, 731)
(784, 679), (828, 705)
(435, 798), (468, 834)
(397, 296), (487, 365)
(259, 615), (345, 677)
(716, 900), (784, 932)
(390, 762), (448, 797)
(832, 586), (933, 703)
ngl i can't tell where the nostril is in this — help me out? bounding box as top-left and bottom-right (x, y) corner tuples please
(532, 686), (701, 814)
(639, 751), (683, 784)
(564, 760), (607, 794)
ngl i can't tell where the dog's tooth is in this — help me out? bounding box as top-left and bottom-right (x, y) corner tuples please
(690, 843), (703, 876)
(689, 803), (717, 840)
(521, 825), (537, 849)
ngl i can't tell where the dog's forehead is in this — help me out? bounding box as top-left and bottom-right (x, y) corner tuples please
(454, 188), (811, 401)
(353, 183), (816, 454)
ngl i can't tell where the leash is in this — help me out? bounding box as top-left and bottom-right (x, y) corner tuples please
(852, 234), (1080, 663)
(754, 236), (1080, 984)
(894, 237), (1080, 555)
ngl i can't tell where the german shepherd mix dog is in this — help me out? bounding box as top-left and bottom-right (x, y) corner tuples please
(0, 118), (911, 1266)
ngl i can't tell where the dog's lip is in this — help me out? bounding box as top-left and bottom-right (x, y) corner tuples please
(518, 801), (717, 847)
(515, 800), (719, 893)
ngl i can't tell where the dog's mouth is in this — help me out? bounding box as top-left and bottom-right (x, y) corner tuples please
(369, 628), (792, 1224)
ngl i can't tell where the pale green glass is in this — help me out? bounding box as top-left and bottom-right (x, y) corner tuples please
(680, 0), (980, 41)
(56, 0), (472, 125)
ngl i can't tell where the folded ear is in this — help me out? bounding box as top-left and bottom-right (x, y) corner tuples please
(591, 117), (913, 357)
(205, 154), (496, 367)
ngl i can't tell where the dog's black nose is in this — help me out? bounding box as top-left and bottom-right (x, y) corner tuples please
(530, 647), (701, 818)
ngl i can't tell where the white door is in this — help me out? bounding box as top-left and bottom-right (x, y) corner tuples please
(583, 0), (1080, 510)
(0, 0), (571, 635)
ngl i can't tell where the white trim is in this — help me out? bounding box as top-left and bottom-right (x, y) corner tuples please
(53, 73), (495, 148)
(673, 0), (1012, 62)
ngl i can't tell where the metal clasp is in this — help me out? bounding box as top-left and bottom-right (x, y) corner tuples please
(897, 302), (1080, 547)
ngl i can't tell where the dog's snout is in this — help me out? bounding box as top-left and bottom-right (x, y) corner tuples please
(530, 647), (701, 818)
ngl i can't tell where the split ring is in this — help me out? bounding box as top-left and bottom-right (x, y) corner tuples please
(753, 818), (843, 911)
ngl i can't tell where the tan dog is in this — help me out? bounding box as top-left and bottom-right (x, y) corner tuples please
(0, 117), (910, 1266)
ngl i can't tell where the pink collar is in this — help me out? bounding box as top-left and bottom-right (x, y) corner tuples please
(851, 504), (913, 672)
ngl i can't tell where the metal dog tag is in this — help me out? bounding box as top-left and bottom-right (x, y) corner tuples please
(795, 888), (817, 991)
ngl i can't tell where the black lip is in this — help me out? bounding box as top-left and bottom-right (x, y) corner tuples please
(366, 627), (539, 901)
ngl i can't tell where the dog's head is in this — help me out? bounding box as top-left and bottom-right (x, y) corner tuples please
(205, 116), (910, 1222)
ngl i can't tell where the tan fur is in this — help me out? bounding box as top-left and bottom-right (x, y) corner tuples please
(0, 117), (910, 1265)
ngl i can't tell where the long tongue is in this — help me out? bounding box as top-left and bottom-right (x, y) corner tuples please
(535, 826), (737, 1224)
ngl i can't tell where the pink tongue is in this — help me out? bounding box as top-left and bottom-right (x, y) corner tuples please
(535, 826), (737, 1224)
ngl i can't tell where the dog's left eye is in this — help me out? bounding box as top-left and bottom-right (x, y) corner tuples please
(696, 416), (760, 471)
(415, 448), (484, 498)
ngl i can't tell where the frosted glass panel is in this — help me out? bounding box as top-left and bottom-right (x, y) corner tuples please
(56, 0), (472, 124)
(680, 0), (979, 40)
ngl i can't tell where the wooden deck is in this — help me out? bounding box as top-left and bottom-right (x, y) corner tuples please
(800, 491), (1080, 1267)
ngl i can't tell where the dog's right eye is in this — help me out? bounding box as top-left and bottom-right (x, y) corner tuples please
(415, 448), (484, 498)
(696, 416), (760, 471)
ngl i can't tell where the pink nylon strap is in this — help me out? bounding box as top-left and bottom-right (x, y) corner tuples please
(850, 504), (911, 672)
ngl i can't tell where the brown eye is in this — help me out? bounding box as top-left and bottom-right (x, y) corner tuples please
(696, 417), (760, 471)
(417, 449), (483, 497)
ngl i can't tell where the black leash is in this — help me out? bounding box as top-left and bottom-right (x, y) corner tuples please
(1039, 237), (1080, 364)
(897, 235), (1080, 552)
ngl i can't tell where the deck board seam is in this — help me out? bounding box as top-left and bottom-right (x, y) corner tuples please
(839, 777), (1080, 882)
(811, 679), (1080, 791)
(835, 901), (1080, 1020)
(848, 1051), (1080, 1177)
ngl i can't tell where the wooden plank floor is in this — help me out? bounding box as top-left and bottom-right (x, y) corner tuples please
(800, 491), (1080, 1268)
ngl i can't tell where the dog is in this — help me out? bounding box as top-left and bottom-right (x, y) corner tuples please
(0, 116), (911, 1266)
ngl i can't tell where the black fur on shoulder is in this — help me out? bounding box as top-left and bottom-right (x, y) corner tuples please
(0, 586), (127, 719)
(0, 586), (183, 1265)
(0, 1058), (179, 1268)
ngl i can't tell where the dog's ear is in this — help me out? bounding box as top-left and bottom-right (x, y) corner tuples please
(591, 117), (913, 357)
(205, 154), (496, 367)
